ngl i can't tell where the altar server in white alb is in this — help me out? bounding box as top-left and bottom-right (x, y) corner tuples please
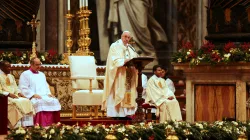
(19, 57), (61, 126)
(146, 65), (182, 123)
(0, 60), (35, 128)
(102, 31), (138, 117)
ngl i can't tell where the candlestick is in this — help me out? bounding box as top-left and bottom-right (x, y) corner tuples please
(67, 0), (70, 10)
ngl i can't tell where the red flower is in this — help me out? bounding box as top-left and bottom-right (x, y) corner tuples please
(241, 42), (250, 51)
(211, 51), (221, 62)
(182, 41), (193, 50)
(224, 42), (236, 53)
(201, 41), (215, 54)
(48, 48), (57, 56)
(15, 49), (22, 57)
(148, 135), (154, 140)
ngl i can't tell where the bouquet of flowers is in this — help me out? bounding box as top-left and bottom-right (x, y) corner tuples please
(172, 41), (250, 66)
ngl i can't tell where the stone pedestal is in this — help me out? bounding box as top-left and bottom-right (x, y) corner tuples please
(173, 63), (250, 122)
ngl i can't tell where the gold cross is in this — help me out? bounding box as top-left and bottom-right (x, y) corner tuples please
(27, 15), (40, 42)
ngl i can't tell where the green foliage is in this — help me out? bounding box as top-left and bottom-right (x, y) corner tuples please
(6, 121), (250, 140)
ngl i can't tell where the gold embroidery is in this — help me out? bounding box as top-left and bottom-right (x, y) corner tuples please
(158, 81), (162, 88)
(124, 91), (131, 105)
(6, 77), (10, 86)
(125, 67), (133, 105)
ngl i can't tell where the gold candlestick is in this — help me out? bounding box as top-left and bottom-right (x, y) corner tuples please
(83, 7), (93, 56)
(61, 12), (74, 64)
(65, 12), (74, 55)
(75, 7), (94, 56)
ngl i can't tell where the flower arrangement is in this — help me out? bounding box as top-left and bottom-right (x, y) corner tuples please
(0, 49), (64, 65)
(5, 121), (250, 140)
(171, 41), (250, 66)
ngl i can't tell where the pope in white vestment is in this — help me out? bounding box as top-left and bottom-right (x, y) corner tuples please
(19, 58), (61, 126)
(102, 31), (138, 117)
(146, 65), (182, 123)
(0, 61), (35, 128)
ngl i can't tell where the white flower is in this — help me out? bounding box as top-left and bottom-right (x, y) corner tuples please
(224, 53), (231, 58)
(232, 121), (238, 126)
(15, 130), (21, 134)
(50, 129), (55, 134)
(41, 55), (45, 61)
(20, 129), (26, 134)
(117, 126), (126, 133)
(177, 58), (182, 63)
(187, 51), (191, 55)
(140, 122), (145, 126)
(86, 126), (93, 131)
(60, 128), (65, 134)
(166, 125), (172, 129)
(74, 129), (79, 134)
(42, 134), (48, 138)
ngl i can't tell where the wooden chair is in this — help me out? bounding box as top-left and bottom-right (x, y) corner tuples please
(69, 56), (105, 118)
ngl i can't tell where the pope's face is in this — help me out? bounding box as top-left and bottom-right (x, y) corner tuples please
(121, 32), (131, 46)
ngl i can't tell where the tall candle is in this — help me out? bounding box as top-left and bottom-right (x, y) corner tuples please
(67, 0), (70, 10)
(82, 0), (85, 7)
(86, 0), (88, 7)
(79, 0), (82, 8)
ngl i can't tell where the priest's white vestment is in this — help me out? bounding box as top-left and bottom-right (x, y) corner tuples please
(19, 70), (61, 113)
(102, 39), (138, 117)
(146, 75), (182, 123)
(0, 72), (35, 128)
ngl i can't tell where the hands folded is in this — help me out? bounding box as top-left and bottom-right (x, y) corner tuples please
(168, 96), (174, 100)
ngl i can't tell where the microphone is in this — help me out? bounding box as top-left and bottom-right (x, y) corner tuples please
(127, 44), (140, 57)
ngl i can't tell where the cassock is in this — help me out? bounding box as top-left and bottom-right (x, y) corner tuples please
(102, 39), (138, 117)
(0, 72), (35, 128)
(146, 75), (182, 123)
(19, 69), (61, 126)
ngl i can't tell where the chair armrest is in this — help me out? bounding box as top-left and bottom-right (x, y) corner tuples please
(71, 75), (95, 80)
(96, 76), (105, 80)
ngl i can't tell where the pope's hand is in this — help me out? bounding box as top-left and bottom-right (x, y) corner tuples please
(8, 93), (18, 99)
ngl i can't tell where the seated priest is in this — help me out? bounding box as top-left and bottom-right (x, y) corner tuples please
(19, 57), (61, 127)
(0, 60), (35, 128)
(146, 65), (182, 123)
